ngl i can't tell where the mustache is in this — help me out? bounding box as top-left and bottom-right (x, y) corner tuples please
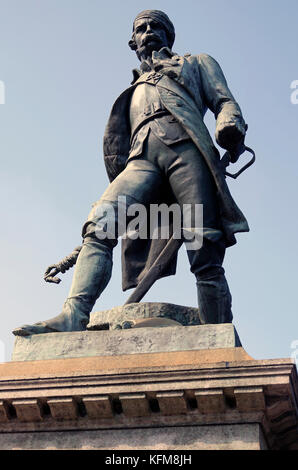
(141, 34), (161, 46)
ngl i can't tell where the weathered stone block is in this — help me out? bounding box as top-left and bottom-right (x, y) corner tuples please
(87, 302), (201, 330)
(119, 393), (151, 417)
(156, 391), (188, 415)
(12, 323), (242, 362)
(195, 389), (226, 413)
(47, 398), (78, 421)
(12, 399), (43, 422)
(82, 395), (113, 419)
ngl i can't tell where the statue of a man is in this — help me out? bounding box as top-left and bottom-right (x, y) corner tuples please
(14, 10), (249, 336)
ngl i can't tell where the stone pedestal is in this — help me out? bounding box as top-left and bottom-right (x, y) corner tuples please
(0, 350), (297, 449)
(3, 306), (298, 450)
(12, 323), (242, 362)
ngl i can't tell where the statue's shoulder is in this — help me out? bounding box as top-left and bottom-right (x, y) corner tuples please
(184, 53), (224, 79)
(184, 52), (218, 65)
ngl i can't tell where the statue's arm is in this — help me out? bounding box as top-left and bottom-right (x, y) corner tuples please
(197, 53), (247, 160)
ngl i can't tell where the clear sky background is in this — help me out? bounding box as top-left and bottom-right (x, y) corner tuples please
(0, 0), (297, 362)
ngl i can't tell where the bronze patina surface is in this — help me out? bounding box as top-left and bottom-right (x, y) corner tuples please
(14, 10), (251, 337)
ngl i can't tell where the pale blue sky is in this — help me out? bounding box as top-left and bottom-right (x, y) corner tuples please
(0, 0), (297, 362)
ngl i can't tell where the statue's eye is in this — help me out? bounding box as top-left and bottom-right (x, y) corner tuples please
(135, 26), (144, 34)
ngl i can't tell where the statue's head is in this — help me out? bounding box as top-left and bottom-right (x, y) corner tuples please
(129, 10), (175, 61)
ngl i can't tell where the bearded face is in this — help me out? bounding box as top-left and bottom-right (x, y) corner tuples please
(133, 17), (170, 60)
(129, 10), (175, 61)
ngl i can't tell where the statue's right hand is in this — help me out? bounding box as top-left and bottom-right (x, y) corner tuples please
(44, 265), (61, 284)
(43, 245), (81, 285)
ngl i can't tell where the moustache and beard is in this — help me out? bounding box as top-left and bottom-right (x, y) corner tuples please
(137, 34), (165, 60)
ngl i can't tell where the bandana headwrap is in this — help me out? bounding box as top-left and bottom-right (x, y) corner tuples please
(131, 10), (175, 49)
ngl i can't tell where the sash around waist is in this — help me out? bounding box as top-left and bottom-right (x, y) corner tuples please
(130, 110), (170, 144)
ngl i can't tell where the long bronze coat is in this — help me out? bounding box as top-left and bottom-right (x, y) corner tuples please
(103, 48), (249, 291)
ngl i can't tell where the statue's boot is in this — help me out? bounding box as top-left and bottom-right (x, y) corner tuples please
(186, 236), (232, 324)
(13, 239), (113, 336)
(196, 268), (233, 324)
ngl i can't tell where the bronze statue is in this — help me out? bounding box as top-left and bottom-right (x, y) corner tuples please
(13, 10), (253, 336)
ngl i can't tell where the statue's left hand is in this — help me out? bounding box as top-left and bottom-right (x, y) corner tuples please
(216, 122), (248, 163)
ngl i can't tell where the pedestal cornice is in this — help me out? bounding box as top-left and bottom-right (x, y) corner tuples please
(0, 352), (297, 450)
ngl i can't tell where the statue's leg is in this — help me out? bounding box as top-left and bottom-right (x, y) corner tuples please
(188, 239), (233, 324)
(162, 139), (233, 324)
(13, 160), (163, 336)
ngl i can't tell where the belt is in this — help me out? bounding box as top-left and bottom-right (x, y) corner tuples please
(130, 110), (170, 144)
